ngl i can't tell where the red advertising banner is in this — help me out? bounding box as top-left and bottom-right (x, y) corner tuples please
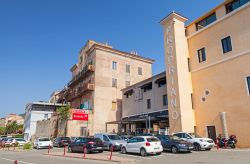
(72, 113), (88, 121)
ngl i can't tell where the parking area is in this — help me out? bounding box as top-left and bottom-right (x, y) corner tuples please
(1, 147), (250, 164)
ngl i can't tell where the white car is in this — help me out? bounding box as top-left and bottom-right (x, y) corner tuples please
(121, 136), (163, 157)
(33, 137), (53, 149)
(13, 138), (27, 146)
(173, 132), (214, 151)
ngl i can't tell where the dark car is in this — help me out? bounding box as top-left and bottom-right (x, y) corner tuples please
(156, 135), (193, 153)
(68, 137), (104, 153)
(53, 137), (71, 147)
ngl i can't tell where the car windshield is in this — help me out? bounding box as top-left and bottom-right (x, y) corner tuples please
(16, 139), (25, 142)
(146, 137), (160, 142)
(61, 137), (70, 140)
(108, 135), (122, 140)
(39, 138), (50, 141)
(189, 133), (202, 138)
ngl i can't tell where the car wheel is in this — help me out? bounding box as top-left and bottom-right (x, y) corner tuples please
(140, 148), (147, 157)
(156, 152), (162, 155)
(193, 143), (201, 151)
(205, 148), (211, 151)
(171, 146), (178, 153)
(98, 150), (103, 153)
(121, 147), (127, 154)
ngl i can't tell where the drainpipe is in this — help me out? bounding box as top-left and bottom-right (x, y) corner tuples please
(220, 112), (229, 138)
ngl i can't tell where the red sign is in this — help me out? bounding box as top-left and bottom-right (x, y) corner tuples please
(72, 113), (88, 121)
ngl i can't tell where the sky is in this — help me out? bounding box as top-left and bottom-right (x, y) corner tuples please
(0, 0), (224, 117)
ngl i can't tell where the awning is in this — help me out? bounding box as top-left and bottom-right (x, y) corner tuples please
(155, 77), (166, 84)
(140, 82), (152, 89)
(122, 110), (168, 123)
(123, 89), (134, 95)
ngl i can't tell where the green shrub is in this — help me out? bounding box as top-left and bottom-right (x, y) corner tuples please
(23, 143), (32, 150)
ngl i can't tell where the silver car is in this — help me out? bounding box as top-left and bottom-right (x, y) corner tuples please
(94, 133), (127, 151)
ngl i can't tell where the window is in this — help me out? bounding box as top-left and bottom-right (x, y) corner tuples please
(147, 99), (151, 109)
(158, 79), (166, 88)
(196, 13), (216, 31)
(163, 95), (168, 106)
(128, 138), (137, 143)
(247, 76), (250, 95)
(103, 135), (109, 142)
(112, 61), (117, 70)
(137, 137), (145, 142)
(112, 101), (117, 111)
(44, 114), (48, 119)
(126, 64), (130, 73)
(141, 82), (152, 92)
(138, 67), (142, 75)
(112, 78), (117, 87)
(198, 48), (206, 63)
(226, 0), (250, 14)
(125, 81), (130, 87)
(221, 36), (232, 53)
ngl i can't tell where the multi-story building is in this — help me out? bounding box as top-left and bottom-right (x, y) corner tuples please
(121, 72), (168, 135)
(24, 102), (65, 141)
(63, 40), (154, 136)
(160, 0), (250, 147)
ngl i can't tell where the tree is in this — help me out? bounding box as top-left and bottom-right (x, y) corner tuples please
(56, 105), (71, 137)
(5, 122), (18, 134)
(0, 127), (5, 135)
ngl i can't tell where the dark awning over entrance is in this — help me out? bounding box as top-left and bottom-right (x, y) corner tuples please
(122, 110), (168, 123)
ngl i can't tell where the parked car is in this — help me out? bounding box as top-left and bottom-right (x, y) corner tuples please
(53, 137), (71, 147)
(173, 132), (214, 151)
(156, 135), (193, 153)
(68, 137), (104, 153)
(3, 138), (15, 146)
(121, 136), (163, 157)
(33, 137), (53, 149)
(94, 133), (127, 151)
(13, 138), (27, 146)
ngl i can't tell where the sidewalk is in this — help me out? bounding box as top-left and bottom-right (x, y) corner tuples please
(44, 151), (137, 163)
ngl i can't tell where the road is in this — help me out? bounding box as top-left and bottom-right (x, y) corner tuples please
(1, 148), (250, 164)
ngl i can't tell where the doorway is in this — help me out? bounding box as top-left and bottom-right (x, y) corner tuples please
(207, 126), (216, 141)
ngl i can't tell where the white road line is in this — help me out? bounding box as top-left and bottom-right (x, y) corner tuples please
(0, 157), (35, 164)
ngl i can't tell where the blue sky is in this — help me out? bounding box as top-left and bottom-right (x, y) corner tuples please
(0, 0), (224, 117)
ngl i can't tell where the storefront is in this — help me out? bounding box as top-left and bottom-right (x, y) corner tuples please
(121, 110), (169, 135)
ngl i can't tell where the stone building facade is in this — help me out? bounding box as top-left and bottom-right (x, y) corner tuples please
(61, 40), (154, 136)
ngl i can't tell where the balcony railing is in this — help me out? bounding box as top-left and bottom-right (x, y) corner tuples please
(68, 65), (95, 87)
(66, 83), (94, 101)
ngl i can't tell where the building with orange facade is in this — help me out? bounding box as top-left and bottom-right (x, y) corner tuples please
(161, 0), (250, 147)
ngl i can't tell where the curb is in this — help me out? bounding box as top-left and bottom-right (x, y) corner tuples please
(44, 153), (124, 163)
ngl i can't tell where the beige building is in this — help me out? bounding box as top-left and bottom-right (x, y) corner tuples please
(161, 0), (250, 147)
(62, 40), (154, 136)
(121, 72), (168, 135)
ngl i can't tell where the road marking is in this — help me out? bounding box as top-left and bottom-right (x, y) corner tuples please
(0, 157), (35, 164)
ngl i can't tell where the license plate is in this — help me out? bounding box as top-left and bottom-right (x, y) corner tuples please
(154, 147), (160, 150)
(97, 147), (102, 149)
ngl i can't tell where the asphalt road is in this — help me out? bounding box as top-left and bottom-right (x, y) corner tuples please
(1, 148), (250, 164)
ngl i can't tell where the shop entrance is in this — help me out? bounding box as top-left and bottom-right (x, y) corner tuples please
(207, 126), (216, 141)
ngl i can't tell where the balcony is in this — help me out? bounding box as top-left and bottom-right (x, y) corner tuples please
(68, 65), (95, 87)
(67, 83), (94, 101)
